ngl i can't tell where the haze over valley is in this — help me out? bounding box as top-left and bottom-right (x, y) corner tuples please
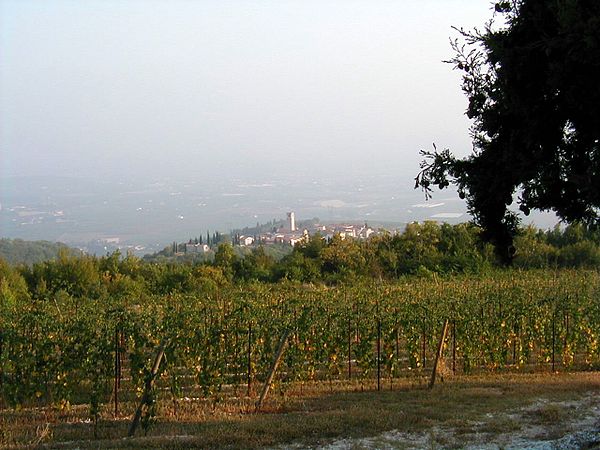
(1, 1), (558, 254)
(1, 169), (559, 256)
(0, 172), (458, 254)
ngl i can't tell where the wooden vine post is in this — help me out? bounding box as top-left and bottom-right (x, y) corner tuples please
(551, 307), (556, 372)
(421, 319), (427, 369)
(128, 338), (169, 437)
(452, 319), (457, 374)
(375, 288), (381, 392)
(428, 319), (449, 389)
(0, 331), (3, 407)
(247, 321), (253, 397)
(347, 317), (352, 380)
(255, 329), (290, 412)
(114, 326), (120, 417)
(346, 290), (352, 380)
(377, 317), (381, 391)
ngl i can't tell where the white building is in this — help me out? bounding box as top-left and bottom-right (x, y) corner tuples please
(287, 211), (296, 232)
(358, 226), (374, 239)
(290, 230), (309, 246)
(185, 243), (210, 254)
(239, 236), (255, 246)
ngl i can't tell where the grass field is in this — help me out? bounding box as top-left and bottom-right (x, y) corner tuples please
(2, 371), (599, 449)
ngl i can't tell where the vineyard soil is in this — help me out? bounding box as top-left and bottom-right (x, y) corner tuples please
(1, 372), (599, 449)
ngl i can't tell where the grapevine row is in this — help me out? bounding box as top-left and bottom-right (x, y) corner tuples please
(0, 270), (598, 421)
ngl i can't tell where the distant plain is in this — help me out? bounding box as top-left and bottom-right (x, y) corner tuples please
(0, 173), (471, 254)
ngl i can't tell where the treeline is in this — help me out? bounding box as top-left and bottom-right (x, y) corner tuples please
(269, 221), (600, 283)
(0, 238), (77, 266)
(144, 239), (291, 264)
(513, 224), (600, 268)
(1, 222), (598, 302)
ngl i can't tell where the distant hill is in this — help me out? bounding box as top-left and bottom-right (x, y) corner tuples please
(0, 238), (77, 265)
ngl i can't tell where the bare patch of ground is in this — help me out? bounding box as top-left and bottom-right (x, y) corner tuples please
(313, 393), (600, 450)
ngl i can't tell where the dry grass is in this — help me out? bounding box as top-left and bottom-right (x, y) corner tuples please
(525, 403), (567, 424)
(0, 371), (598, 449)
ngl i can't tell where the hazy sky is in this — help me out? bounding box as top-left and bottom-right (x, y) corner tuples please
(1, 0), (495, 184)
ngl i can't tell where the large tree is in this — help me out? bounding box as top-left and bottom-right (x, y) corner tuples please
(415, 0), (600, 264)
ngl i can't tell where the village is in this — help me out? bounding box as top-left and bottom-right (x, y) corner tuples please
(183, 212), (378, 255)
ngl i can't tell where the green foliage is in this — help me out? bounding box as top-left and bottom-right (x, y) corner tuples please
(513, 223), (600, 269)
(2, 221), (598, 296)
(321, 234), (366, 280)
(513, 226), (559, 268)
(276, 251), (321, 282)
(234, 246), (275, 282)
(416, 1), (600, 263)
(214, 243), (237, 281)
(20, 249), (102, 299)
(138, 221), (597, 283)
(0, 259), (30, 304)
(1, 270), (599, 417)
(0, 238), (77, 266)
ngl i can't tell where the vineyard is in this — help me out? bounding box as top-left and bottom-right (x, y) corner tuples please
(1, 269), (599, 441)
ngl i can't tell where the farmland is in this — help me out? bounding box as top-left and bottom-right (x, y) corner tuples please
(1, 269), (599, 447)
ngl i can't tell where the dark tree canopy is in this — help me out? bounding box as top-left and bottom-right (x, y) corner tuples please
(415, 0), (600, 264)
